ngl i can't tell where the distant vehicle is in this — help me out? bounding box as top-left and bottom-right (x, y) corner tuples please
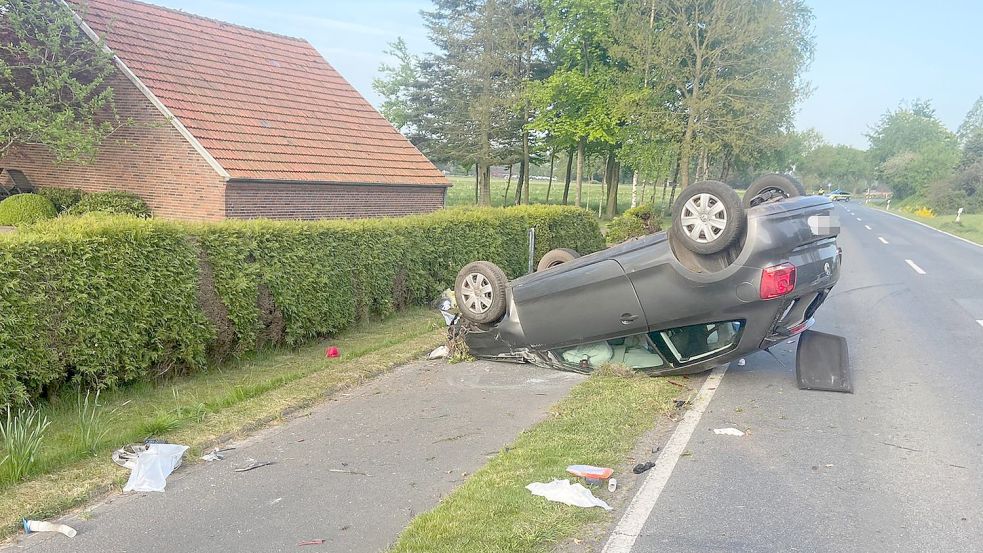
(828, 189), (851, 201)
(450, 175), (844, 381)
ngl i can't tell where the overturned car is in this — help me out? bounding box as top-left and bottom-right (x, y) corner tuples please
(450, 175), (847, 388)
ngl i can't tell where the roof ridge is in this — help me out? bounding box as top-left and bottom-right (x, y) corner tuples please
(80, 0), (310, 44)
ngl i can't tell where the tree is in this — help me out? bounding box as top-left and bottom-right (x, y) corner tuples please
(867, 100), (960, 200)
(533, 0), (619, 207)
(797, 143), (872, 192)
(647, 0), (814, 189)
(957, 96), (983, 146)
(0, 0), (120, 162)
(372, 38), (419, 132)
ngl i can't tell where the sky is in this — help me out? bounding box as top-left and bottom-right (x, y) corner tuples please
(148, 0), (982, 149)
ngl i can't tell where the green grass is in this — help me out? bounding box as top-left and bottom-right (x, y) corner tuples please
(390, 369), (679, 553)
(0, 308), (444, 537)
(876, 207), (983, 246)
(445, 176), (673, 217)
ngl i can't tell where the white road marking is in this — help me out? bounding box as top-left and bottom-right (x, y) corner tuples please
(857, 218), (863, 221)
(905, 259), (927, 274)
(977, 320), (983, 329)
(876, 208), (983, 249)
(602, 365), (729, 553)
(865, 225), (872, 230)
(878, 237), (889, 244)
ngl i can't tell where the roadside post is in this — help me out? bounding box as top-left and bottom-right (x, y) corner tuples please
(956, 207), (964, 224)
(886, 199), (891, 211)
(527, 227), (536, 274)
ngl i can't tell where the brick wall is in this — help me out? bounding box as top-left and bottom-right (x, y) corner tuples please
(226, 181), (447, 220)
(0, 70), (227, 221)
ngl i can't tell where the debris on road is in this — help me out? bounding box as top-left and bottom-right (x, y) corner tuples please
(234, 459), (276, 472)
(737, 358), (746, 366)
(608, 478), (617, 492)
(201, 447), (233, 462)
(327, 468), (370, 476)
(427, 345), (450, 360)
(712, 427), (745, 437)
(112, 443), (148, 470)
(298, 539), (326, 546)
(566, 465), (614, 483)
(526, 480), (612, 511)
(632, 461), (656, 474)
(123, 443), (189, 492)
(22, 519), (77, 538)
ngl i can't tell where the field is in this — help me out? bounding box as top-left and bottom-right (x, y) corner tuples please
(444, 175), (675, 216)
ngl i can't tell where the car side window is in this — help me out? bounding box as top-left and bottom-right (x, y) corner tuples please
(553, 334), (666, 371)
(652, 321), (744, 364)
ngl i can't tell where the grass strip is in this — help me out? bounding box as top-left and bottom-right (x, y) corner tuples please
(872, 206), (983, 245)
(390, 369), (678, 553)
(0, 308), (443, 539)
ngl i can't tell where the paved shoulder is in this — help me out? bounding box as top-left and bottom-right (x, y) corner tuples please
(11, 360), (584, 553)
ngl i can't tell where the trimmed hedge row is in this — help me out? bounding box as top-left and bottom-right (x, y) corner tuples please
(0, 206), (603, 405)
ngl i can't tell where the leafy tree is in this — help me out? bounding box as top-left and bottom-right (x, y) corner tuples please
(647, 0), (814, 189)
(867, 100), (960, 200)
(797, 143), (872, 191)
(0, 0), (120, 162)
(372, 38), (419, 132)
(957, 96), (983, 145)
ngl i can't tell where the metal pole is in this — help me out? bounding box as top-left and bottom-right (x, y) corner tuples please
(527, 227), (536, 274)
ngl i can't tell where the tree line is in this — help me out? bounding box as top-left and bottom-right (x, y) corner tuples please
(791, 98), (983, 214)
(374, 0), (816, 216)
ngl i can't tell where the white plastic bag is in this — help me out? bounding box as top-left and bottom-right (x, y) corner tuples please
(526, 479), (612, 510)
(123, 443), (188, 492)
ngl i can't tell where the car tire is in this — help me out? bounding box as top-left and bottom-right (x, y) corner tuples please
(671, 180), (745, 255)
(454, 261), (508, 324)
(743, 173), (806, 208)
(536, 248), (580, 272)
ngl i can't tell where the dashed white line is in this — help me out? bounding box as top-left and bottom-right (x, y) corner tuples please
(878, 237), (889, 244)
(857, 218), (863, 221)
(865, 225), (872, 230)
(601, 365), (729, 553)
(905, 259), (927, 274)
(977, 320), (983, 329)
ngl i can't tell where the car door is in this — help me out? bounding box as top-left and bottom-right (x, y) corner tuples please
(510, 259), (648, 348)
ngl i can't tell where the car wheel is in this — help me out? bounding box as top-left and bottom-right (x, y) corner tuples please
(454, 261), (508, 324)
(743, 173), (806, 208)
(671, 180), (745, 255)
(536, 248), (580, 272)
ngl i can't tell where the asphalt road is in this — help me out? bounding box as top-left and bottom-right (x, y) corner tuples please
(9, 360), (584, 552)
(629, 202), (983, 552)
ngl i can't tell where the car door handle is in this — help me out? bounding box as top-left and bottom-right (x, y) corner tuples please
(620, 313), (639, 325)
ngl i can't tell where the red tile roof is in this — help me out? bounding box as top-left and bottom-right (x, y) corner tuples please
(73, 0), (448, 185)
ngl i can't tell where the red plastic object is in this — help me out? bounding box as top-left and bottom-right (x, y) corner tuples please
(325, 346), (340, 358)
(760, 263), (796, 299)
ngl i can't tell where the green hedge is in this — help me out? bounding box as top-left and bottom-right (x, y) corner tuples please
(0, 194), (57, 226)
(0, 206), (603, 405)
(37, 188), (86, 213)
(66, 191), (152, 218)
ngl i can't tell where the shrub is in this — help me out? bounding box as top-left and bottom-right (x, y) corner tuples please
(38, 188), (85, 213)
(0, 408), (50, 481)
(66, 191), (151, 218)
(606, 203), (663, 245)
(0, 194), (57, 226)
(0, 206), (603, 405)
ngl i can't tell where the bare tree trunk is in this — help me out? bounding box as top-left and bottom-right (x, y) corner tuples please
(575, 137), (586, 207)
(474, 163), (479, 204)
(514, 160), (525, 205)
(631, 170), (638, 209)
(478, 162), (491, 206)
(521, 103), (531, 205)
(503, 164), (513, 203)
(562, 147), (574, 204)
(605, 154), (620, 219)
(545, 149), (556, 203)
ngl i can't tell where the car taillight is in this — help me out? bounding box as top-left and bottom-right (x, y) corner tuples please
(760, 263), (796, 300)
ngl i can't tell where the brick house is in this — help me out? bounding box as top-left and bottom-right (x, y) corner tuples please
(0, 0), (449, 221)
